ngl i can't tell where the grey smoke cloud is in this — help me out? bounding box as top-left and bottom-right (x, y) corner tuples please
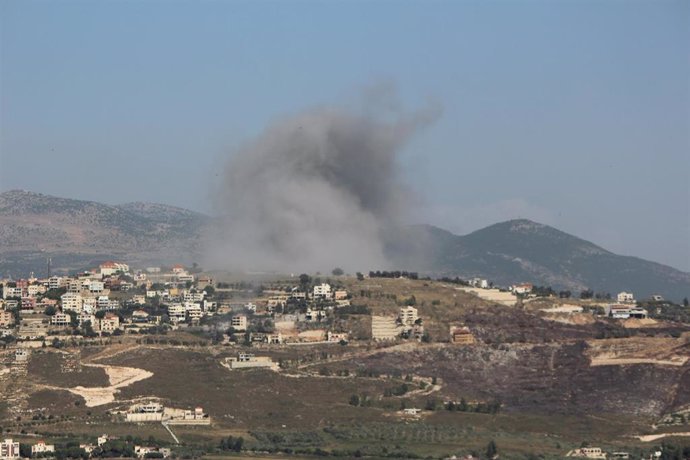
(208, 99), (440, 273)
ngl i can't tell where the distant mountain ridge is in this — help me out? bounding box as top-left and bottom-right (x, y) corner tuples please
(116, 201), (207, 223)
(1, 190), (688, 301)
(0, 190), (207, 274)
(386, 219), (690, 301)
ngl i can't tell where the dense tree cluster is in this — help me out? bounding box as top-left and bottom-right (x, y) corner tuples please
(368, 271), (419, 280)
(445, 398), (501, 414)
(218, 436), (244, 452)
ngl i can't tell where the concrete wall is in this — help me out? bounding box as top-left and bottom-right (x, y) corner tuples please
(126, 412), (163, 422)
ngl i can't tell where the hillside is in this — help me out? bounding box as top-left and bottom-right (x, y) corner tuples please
(2, 275), (688, 457)
(0, 190), (207, 275)
(387, 220), (690, 301)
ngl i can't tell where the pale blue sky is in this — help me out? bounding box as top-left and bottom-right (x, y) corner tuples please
(1, 0), (688, 270)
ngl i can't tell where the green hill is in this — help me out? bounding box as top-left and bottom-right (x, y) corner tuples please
(386, 219), (690, 302)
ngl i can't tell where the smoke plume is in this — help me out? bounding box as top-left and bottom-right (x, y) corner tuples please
(208, 98), (439, 273)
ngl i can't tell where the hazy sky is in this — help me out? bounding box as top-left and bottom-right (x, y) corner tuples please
(1, 0), (689, 271)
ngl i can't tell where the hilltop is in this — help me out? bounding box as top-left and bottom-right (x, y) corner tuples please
(0, 190), (207, 274)
(386, 219), (690, 301)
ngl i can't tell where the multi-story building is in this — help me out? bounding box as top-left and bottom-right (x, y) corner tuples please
(0, 311), (15, 328)
(131, 295), (146, 305)
(185, 304), (203, 322)
(67, 280), (82, 293)
(48, 276), (64, 290)
(61, 293), (83, 312)
(2, 286), (23, 300)
(616, 291), (635, 303)
(78, 312), (96, 328)
(0, 439), (20, 459)
(21, 297), (36, 312)
(50, 312), (70, 327)
(167, 304), (186, 322)
(183, 291), (205, 303)
(27, 284), (46, 297)
(399, 306), (418, 326)
(99, 314), (120, 333)
(89, 281), (105, 293)
(313, 283), (332, 299)
(231, 315), (247, 331)
(470, 278), (489, 289)
(371, 316), (400, 341)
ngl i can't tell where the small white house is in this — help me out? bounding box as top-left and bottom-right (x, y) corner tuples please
(616, 291), (635, 303)
(31, 441), (55, 455)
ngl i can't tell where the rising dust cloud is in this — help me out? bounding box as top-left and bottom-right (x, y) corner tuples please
(207, 96), (440, 273)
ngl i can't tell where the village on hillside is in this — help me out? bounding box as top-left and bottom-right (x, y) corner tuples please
(1, 263), (689, 460)
(1, 262), (686, 351)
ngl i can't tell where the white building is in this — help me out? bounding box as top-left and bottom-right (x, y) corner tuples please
(617, 291), (635, 303)
(50, 312), (70, 327)
(0, 439), (20, 459)
(31, 441), (55, 455)
(132, 295), (146, 305)
(99, 314), (120, 333)
(177, 273), (195, 283)
(313, 283), (332, 299)
(399, 306), (419, 326)
(48, 276), (64, 290)
(289, 291), (307, 300)
(167, 304), (186, 322)
(327, 331), (348, 343)
(67, 280), (82, 293)
(185, 304), (203, 322)
(97, 296), (111, 309)
(183, 291), (205, 303)
(470, 278), (489, 289)
(231, 315), (247, 331)
(27, 284), (46, 297)
(511, 283), (533, 295)
(305, 308), (326, 322)
(78, 312), (96, 327)
(2, 286), (23, 299)
(14, 348), (30, 362)
(99, 261), (129, 277)
(606, 304), (648, 319)
(89, 280), (105, 293)
(61, 293), (83, 312)
(566, 447), (607, 459)
(226, 353), (278, 370)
